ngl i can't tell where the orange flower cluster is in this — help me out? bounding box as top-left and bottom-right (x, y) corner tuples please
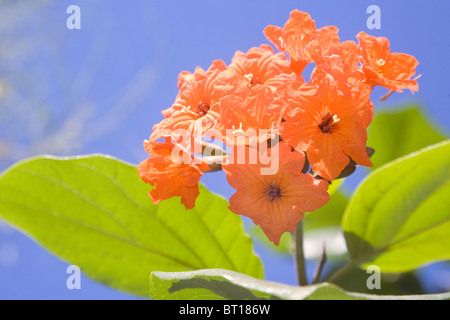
(138, 10), (419, 245)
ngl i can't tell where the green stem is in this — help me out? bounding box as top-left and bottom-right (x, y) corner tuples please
(294, 220), (308, 286)
(312, 244), (327, 284)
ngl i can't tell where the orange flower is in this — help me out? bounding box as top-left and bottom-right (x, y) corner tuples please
(356, 31), (419, 93)
(264, 10), (339, 76)
(224, 44), (297, 91)
(312, 40), (366, 88)
(137, 137), (210, 210)
(213, 85), (291, 146)
(153, 60), (245, 141)
(280, 72), (373, 182)
(222, 142), (330, 245)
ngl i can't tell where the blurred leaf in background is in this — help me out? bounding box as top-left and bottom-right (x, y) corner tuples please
(342, 140), (450, 273)
(367, 105), (448, 169)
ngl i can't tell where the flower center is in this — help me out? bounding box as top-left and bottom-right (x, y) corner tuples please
(318, 112), (340, 133)
(376, 58), (386, 66)
(266, 181), (282, 201)
(244, 73), (260, 88)
(197, 102), (210, 117)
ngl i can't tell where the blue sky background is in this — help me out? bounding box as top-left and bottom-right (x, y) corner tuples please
(0, 0), (449, 299)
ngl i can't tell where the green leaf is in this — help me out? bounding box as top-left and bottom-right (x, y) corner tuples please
(342, 140), (450, 273)
(334, 268), (422, 296)
(150, 269), (450, 300)
(367, 105), (448, 169)
(0, 155), (263, 297)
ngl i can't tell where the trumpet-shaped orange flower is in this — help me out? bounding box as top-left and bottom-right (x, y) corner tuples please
(153, 60), (245, 142)
(312, 40), (365, 88)
(224, 44), (297, 91)
(137, 137), (210, 210)
(264, 10), (339, 76)
(213, 85), (291, 146)
(222, 142), (330, 245)
(280, 72), (373, 182)
(356, 31), (419, 93)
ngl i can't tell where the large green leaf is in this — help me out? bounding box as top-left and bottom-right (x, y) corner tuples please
(367, 105), (447, 169)
(0, 155), (263, 297)
(342, 140), (450, 272)
(150, 269), (450, 300)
